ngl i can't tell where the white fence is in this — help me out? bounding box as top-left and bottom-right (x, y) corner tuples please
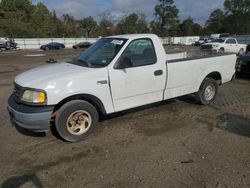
(14, 38), (99, 49)
(14, 36), (200, 49)
(234, 35), (250, 44)
(161, 36), (200, 45)
(9, 35), (250, 49)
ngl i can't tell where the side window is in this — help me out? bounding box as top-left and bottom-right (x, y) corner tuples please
(226, 39), (236, 44)
(119, 38), (157, 67)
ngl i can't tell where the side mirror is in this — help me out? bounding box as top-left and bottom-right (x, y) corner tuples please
(115, 57), (133, 69)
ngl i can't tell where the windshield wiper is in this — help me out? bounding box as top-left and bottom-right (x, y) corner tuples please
(76, 59), (92, 67)
(89, 63), (106, 68)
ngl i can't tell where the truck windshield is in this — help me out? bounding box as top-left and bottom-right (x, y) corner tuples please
(75, 38), (127, 68)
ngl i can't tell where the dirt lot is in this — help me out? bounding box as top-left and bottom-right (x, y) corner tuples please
(0, 48), (250, 188)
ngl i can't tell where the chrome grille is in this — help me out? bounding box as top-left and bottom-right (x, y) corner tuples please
(201, 45), (213, 50)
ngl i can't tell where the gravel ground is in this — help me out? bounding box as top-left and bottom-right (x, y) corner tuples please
(0, 48), (249, 188)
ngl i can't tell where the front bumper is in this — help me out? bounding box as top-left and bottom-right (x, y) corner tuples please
(7, 94), (54, 132)
(201, 49), (219, 54)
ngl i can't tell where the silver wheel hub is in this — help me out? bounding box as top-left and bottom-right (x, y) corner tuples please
(204, 85), (215, 101)
(66, 110), (92, 135)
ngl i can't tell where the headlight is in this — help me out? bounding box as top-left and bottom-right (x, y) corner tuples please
(213, 44), (219, 48)
(21, 89), (46, 104)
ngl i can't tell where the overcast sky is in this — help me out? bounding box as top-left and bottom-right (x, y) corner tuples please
(32, 0), (225, 25)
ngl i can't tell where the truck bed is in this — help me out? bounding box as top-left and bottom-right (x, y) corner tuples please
(168, 53), (235, 63)
(164, 53), (236, 100)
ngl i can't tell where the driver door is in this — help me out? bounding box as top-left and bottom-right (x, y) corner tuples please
(225, 39), (237, 52)
(108, 38), (166, 112)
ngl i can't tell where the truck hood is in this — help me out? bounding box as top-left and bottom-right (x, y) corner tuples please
(15, 61), (110, 106)
(15, 62), (96, 88)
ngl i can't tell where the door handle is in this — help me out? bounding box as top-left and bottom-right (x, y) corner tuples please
(154, 70), (163, 76)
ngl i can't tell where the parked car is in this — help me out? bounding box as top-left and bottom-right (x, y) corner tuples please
(40, 42), (65, 50)
(0, 43), (6, 51)
(194, 38), (210, 46)
(0, 38), (18, 50)
(201, 38), (247, 54)
(8, 34), (237, 142)
(236, 44), (250, 76)
(73, 42), (92, 49)
(0, 43), (18, 51)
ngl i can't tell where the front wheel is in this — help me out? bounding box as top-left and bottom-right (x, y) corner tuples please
(239, 48), (244, 55)
(196, 78), (218, 105)
(219, 48), (224, 54)
(55, 100), (99, 142)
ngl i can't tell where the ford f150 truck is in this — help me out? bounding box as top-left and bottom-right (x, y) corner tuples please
(7, 34), (237, 142)
(201, 37), (246, 55)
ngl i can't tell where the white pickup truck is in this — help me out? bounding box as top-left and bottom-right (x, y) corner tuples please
(201, 37), (247, 54)
(7, 34), (237, 142)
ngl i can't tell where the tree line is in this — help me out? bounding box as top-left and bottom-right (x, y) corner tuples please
(0, 0), (249, 38)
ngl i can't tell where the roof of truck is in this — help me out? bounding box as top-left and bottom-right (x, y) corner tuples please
(106, 33), (158, 40)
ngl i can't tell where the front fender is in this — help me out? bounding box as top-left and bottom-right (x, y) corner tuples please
(46, 80), (114, 114)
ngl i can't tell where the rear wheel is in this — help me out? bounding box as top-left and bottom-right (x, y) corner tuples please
(196, 78), (218, 105)
(55, 100), (98, 142)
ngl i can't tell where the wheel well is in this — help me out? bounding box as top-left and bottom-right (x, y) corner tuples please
(52, 94), (106, 118)
(239, 48), (244, 53)
(205, 72), (222, 85)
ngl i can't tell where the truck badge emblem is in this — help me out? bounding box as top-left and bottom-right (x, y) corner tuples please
(97, 80), (108, 85)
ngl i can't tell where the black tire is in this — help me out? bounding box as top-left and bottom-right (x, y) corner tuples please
(196, 78), (218, 105)
(236, 70), (244, 77)
(55, 100), (99, 142)
(219, 48), (224, 53)
(238, 48), (244, 55)
(45, 47), (49, 51)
